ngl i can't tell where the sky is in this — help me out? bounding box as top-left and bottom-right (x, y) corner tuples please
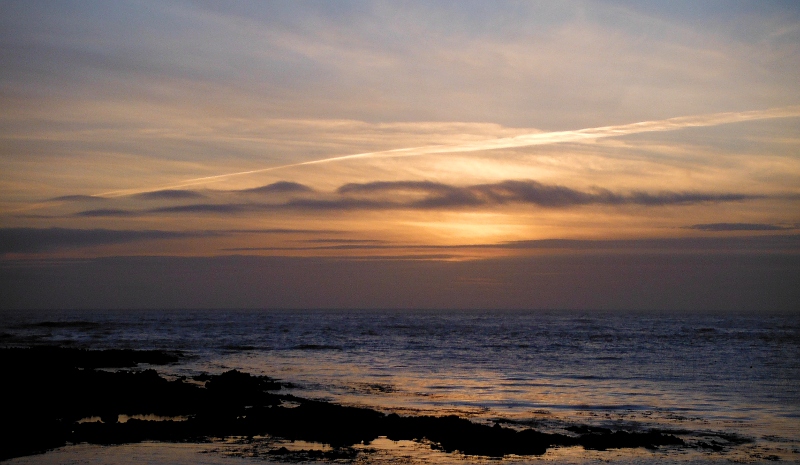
(1, 0), (799, 310)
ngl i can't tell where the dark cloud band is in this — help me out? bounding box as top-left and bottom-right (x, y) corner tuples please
(0, 228), (342, 254)
(686, 223), (796, 231)
(80, 179), (765, 216)
(0, 228), (206, 254)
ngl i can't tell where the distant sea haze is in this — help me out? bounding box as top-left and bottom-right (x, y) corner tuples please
(2, 308), (798, 463)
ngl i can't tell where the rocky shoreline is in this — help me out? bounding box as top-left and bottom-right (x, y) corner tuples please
(1, 346), (698, 461)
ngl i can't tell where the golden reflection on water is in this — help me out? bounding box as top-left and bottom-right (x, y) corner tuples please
(202, 349), (718, 426)
(213, 435), (791, 464)
(178, 349), (800, 463)
(43, 309), (794, 465)
(8, 436), (797, 465)
(2, 442), (255, 465)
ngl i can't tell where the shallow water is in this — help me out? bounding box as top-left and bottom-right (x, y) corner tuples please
(2, 309), (799, 463)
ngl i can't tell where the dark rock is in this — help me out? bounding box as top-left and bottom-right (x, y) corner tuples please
(0, 346), (693, 462)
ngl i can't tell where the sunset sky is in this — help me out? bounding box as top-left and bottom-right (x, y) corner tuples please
(2, 1), (799, 310)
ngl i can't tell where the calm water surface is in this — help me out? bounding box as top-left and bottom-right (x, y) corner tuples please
(2, 309), (798, 464)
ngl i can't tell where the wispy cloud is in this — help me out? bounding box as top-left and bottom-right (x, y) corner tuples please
(298, 239), (388, 244)
(75, 209), (139, 217)
(239, 181), (315, 194)
(0, 227), (344, 254)
(220, 234), (800, 253)
(497, 235), (800, 251)
(338, 180), (758, 209)
(94, 106), (800, 198)
(686, 223), (796, 231)
(133, 189), (206, 200)
(149, 204), (251, 214)
(50, 195), (108, 202)
(0, 228), (212, 254)
(73, 179), (763, 217)
(229, 228), (344, 235)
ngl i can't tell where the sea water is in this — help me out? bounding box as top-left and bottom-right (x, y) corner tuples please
(2, 309), (798, 464)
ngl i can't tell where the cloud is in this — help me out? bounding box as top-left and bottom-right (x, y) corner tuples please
(149, 204), (251, 214)
(134, 189), (206, 200)
(498, 235), (800, 252)
(332, 179), (759, 209)
(73, 183), (315, 216)
(281, 198), (396, 211)
(220, 235), (800, 254)
(229, 228), (344, 235)
(75, 179), (765, 217)
(0, 227), (343, 254)
(240, 181), (314, 194)
(337, 180), (453, 195)
(0, 228), (212, 254)
(623, 192), (756, 206)
(50, 195), (106, 202)
(299, 239), (388, 244)
(75, 209), (139, 217)
(686, 223), (796, 231)
(93, 106), (800, 198)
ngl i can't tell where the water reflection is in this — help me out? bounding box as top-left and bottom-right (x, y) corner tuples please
(2, 309), (798, 463)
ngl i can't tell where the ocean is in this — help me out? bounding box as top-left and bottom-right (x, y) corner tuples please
(1, 309), (798, 464)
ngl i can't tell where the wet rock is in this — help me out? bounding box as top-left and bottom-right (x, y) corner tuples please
(1, 346), (181, 370)
(205, 369), (282, 395)
(578, 430), (685, 450)
(0, 346), (691, 462)
(566, 424), (613, 435)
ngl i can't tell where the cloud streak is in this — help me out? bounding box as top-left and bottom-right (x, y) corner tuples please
(221, 234), (800, 253)
(76, 179), (764, 217)
(0, 228), (345, 254)
(95, 106), (800, 198)
(133, 190), (206, 200)
(75, 209), (140, 218)
(240, 181), (315, 194)
(337, 180), (758, 209)
(686, 223), (796, 231)
(0, 228), (212, 254)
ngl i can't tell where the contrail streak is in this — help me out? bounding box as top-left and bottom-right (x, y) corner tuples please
(76, 105), (800, 198)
